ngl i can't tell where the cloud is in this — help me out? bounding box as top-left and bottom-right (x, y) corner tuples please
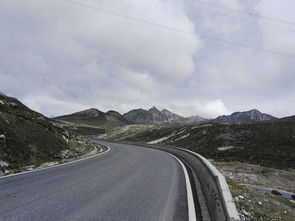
(22, 95), (91, 117)
(0, 0), (294, 118)
(0, 0), (202, 115)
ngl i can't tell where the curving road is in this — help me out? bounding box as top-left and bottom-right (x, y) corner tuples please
(0, 141), (195, 221)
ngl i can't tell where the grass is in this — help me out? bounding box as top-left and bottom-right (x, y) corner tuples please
(122, 121), (295, 170)
(0, 95), (70, 170)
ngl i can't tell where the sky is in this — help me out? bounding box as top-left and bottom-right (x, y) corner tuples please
(0, 0), (294, 118)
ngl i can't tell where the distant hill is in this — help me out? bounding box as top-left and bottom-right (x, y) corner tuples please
(211, 109), (277, 124)
(279, 115), (295, 121)
(120, 117), (295, 169)
(54, 108), (131, 127)
(123, 106), (207, 125)
(0, 95), (71, 170)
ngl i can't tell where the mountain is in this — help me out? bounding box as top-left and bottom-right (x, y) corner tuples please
(161, 109), (184, 122)
(105, 110), (131, 126)
(148, 107), (170, 123)
(0, 94), (71, 170)
(54, 108), (130, 127)
(123, 106), (207, 125)
(211, 109), (277, 124)
(123, 108), (158, 124)
(119, 117), (295, 170)
(180, 116), (208, 125)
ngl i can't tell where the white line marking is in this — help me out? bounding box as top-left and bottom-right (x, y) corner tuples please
(168, 153), (197, 221)
(0, 146), (110, 179)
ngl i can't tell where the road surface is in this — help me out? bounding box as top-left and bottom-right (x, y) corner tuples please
(0, 141), (195, 221)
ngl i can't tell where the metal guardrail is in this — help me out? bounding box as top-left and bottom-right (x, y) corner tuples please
(145, 144), (241, 221)
(175, 147), (240, 221)
(108, 140), (241, 221)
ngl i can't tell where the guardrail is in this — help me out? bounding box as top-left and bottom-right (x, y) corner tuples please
(107, 140), (241, 221)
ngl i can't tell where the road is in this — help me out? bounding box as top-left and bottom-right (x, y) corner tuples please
(0, 141), (195, 221)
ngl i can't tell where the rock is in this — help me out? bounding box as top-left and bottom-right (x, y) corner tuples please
(242, 209), (250, 216)
(62, 135), (69, 144)
(238, 195), (245, 199)
(0, 134), (6, 143)
(0, 161), (9, 167)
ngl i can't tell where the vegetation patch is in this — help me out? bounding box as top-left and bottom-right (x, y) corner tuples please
(0, 95), (95, 174)
(120, 121), (295, 170)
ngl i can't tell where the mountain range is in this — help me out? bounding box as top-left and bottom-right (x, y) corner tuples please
(123, 106), (206, 125)
(54, 106), (278, 127)
(55, 106), (207, 127)
(1, 94), (293, 170)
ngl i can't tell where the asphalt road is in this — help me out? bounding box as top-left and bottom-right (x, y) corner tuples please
(0, 141), (192, 221)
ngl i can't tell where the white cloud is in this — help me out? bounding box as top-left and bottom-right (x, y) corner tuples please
(23, 95), (91, 117)
(203, 99), (230, 116)
(0, 0), (294, 118)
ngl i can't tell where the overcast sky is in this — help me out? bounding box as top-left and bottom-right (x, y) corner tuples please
(0, 0), (294, 118)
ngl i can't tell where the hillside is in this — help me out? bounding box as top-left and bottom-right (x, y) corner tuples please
(0, 95), (90, 171)
(54, 108), (130, 127)
(212, 109), (277, 124)
(111, 119), (295, 169)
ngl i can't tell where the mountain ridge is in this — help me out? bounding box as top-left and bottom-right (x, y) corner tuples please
(54, 107), (278, 126)
(54, 108), (131, 127)
(123, 107), (207, 125)
(211, 109), (277, 124)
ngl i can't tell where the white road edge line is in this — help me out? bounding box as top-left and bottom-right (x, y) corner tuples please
(0, 145), (110, 180)
(168, 153), (197, 221)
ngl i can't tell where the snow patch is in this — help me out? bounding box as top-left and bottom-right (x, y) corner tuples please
(175, 129), (187, 135)
(148, 134), (174, 144)
(217, 146), (235, 151)
(0, 100), (5, 105)
(174, 133), (190, 141)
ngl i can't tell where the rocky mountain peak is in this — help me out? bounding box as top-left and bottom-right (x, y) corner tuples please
(212, 109), (277, 124)
(149, 106), (160, 112)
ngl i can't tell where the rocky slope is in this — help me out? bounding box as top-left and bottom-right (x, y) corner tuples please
(227, 178), (294, 221)
(123, 106), (206, 125)
(0, 94), (88, 171)
(212, 109), (277, 124)
(161, 109), (183, 122)
(123, 107), (166, 124)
